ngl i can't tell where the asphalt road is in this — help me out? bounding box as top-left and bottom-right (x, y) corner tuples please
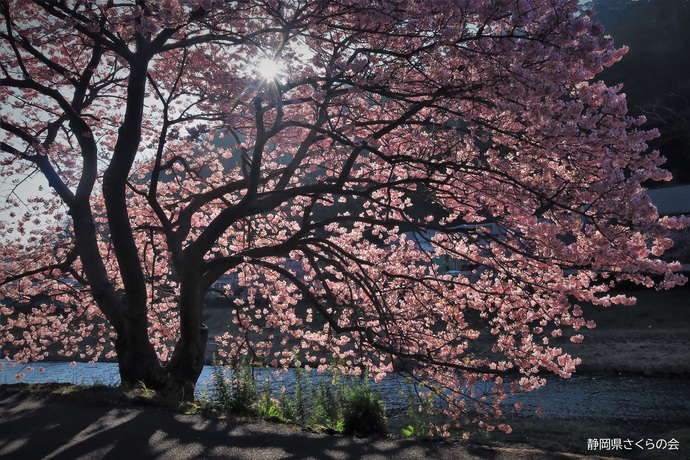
(0, 387), (611, 460)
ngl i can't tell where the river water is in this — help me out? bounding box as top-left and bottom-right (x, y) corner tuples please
(2, 361), (689, 420)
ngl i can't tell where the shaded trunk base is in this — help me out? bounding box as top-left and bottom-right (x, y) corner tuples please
(116, 325), (208, 404)
(119, 362), (203, 405)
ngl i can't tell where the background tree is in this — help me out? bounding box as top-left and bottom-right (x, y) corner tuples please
(0, 0), (685, 430)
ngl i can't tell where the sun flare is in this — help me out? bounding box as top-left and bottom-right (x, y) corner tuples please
(257, 58), (282, 81)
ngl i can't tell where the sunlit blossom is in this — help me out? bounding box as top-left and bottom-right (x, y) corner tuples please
(1, 0), (686, 436)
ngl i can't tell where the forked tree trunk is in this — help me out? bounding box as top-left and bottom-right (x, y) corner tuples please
(115, 300), (208, 403)
(116, 326), (208, 403)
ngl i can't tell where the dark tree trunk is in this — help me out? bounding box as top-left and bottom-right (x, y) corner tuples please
(115, 320), (208, 403)
(166, 323), (209, 402)
(116, 334), (166, 390)
(165, 261), (209, 401)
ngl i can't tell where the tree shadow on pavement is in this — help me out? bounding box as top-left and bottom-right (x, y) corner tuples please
(0, 387), (602, 460)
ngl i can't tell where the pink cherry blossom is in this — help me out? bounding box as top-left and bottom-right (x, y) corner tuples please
(1, 0), (686, 432)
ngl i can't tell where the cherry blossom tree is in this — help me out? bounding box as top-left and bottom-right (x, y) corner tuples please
(1, 0), (686, 429)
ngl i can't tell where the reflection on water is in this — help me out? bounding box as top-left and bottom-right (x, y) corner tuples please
(2, 361), (689, 420)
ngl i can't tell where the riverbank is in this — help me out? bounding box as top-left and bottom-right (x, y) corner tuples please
(202, 286), (690, 376)
(2, 383), (681, 460)
(558, 287), (690, 376)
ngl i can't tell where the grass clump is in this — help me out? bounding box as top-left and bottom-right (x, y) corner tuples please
(308, 373), (344, 432)
(276, 365), (307, 424)
(341, 377), (387, 436)
(210, 357), (258, 414)
(207, 360), (386, 436)
(398, 380), (443, 439)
